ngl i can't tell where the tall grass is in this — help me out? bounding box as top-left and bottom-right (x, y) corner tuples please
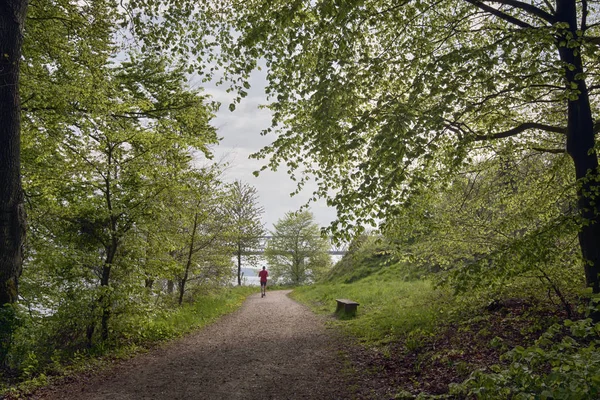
(116, 286), (256, 345)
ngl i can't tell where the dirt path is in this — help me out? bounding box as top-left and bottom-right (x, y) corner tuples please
(33, 290), (350, 400)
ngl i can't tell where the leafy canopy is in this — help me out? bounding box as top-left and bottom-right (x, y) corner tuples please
(207, 0), (600, 237)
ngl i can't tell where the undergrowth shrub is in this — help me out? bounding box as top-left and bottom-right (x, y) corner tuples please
(453, 304), (600, 399)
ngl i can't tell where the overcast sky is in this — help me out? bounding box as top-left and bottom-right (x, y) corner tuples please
(190, 69), (337, 231)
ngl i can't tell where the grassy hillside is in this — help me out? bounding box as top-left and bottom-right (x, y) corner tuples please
(294, 265), (447, 343)
(292, 238), (600, 399)
(294, 236), (448, 342)
(322, 235), (393, 283)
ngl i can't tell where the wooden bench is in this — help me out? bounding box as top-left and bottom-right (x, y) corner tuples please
(335, 299), (359, 317)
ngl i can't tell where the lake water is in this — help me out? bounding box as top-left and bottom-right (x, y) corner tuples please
(233, 255), (343, 286)
(237, 267), (261, 286)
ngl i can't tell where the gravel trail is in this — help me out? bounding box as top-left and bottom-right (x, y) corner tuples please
(33, 290), (349, 400)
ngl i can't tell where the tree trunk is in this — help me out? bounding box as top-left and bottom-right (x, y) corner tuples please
(100, 241), (116, 341)
(293, 253), (301, 285)
(557, 0), (600, 294)
(87, 233), (118, 345)
(86, 316), (95, 348)
(177, 277), (186, 305)
(0, 0), (29, 367)
(179, 213), (198, 305)
(237, 243), (242, 286)
(143, 233), (154, 289)
(99, 265), (112, 341)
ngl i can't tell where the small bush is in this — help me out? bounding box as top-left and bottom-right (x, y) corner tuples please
(453, 314), (600, 399)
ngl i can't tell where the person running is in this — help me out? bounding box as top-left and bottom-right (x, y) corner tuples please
(258, 266), (268, 298)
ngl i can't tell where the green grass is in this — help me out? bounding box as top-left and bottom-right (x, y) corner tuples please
(292, 237), (599, 398)
(292, 266), (451, 344)
(323, 237), (394, 284)
(121, 286), (256, 344)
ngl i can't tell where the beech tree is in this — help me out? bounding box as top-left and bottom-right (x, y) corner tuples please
(265, 210), (331, 285)
(225, 180), (265, 286)
(0, 0), (226, 361)
(17, 0), (218, 346)
(210, 0), (600, 293)
(171, 173), (234, 305)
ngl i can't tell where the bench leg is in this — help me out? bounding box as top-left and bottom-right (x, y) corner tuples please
(344, 304), (357, 316)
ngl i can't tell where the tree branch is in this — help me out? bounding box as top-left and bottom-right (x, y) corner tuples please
(542, 0), (555, 14)
(485, 0), (556, 23)
(584, 36), (600, 45)
(473, 122), (566, 141)
(22, 103), (197, 119)
(462, 0), (533, 28)
(531, 147), (566, 154)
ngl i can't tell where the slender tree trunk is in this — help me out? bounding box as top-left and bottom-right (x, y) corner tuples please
(557, 0), (600, 294)
(0, 0), (29, 367)
(178, 275), (186, 305)
(100, 240), (116, 341)
(237, 242), (242, 286)
(179, 213), (198, 305)
(293, 253), (301, 285)
(87, 243), (117, 346)
(144, 233), (154, 289)
(99, 267), (111, 342)
(99, 148), (118, 341)
(86, 313), (95, 348)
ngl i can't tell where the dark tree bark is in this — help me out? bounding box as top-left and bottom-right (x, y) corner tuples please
(178, 212), (198, 305)
(99, 198), (120, 339)
(237, 243), (242, 286)
(0, 0), (28, 366)
(557, 0), (600, 294)
(144, 234), (154, 289)
(87, 241), (116, 345)
(99, 245), (114, 341)
(98, 161), (118, 342)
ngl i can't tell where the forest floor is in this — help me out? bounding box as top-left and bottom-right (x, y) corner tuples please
(27, 290), (351, 400)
